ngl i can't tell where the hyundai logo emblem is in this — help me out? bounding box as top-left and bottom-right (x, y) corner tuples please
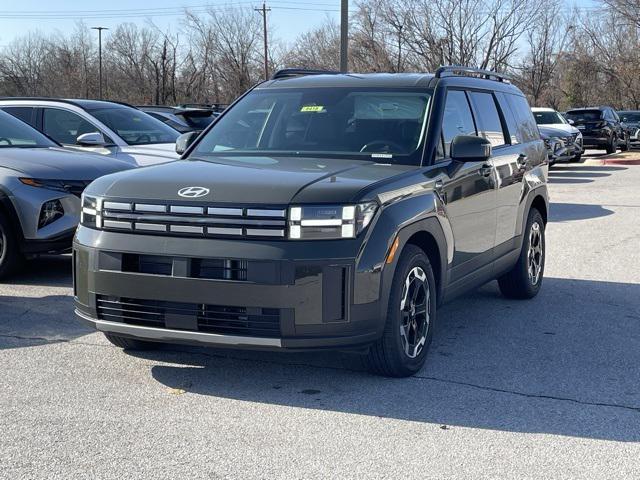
(178, 186), (210, 198)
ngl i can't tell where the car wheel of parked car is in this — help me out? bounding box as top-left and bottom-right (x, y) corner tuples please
(498, 208), (545, 299)
(104, 332), (160, 350)
(605, 135), (616, 154)
(0, 211), (22, 280)
(620, 136), (630, 152)
(573, 153), (584, 163)
(365, 244), (436, 377)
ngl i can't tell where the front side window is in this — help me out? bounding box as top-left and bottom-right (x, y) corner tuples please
(0, 110), (56, 148)
(441, 90), (476, 157)
(43, 108), (100, 145)
(88, 107), (179, 146)
(468, 91), (506, 147)
(191, 88), (431, 165)
(533, 110), (567, 125)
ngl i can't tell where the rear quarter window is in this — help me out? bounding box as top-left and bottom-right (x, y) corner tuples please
(505, 94), (539, 143)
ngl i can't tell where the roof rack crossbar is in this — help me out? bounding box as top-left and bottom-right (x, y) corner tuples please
(435, 66), (511, 83)
(271, 68), (341, 80)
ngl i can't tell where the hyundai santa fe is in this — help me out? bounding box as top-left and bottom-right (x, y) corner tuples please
(73, 67), (548, 377)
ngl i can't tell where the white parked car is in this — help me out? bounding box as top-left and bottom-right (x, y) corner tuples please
(532, 107), (583, 162)
(0, 98), (180, 166)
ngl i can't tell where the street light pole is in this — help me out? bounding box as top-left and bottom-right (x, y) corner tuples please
(340, 0), (348, 72)
(91, 26), (108, 99)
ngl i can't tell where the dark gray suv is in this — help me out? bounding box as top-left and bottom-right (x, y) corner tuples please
(73, 67), (548, 377)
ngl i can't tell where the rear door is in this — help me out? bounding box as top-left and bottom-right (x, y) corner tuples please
(439, 89), (497, 284)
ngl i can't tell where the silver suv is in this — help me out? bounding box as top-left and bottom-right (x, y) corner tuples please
(0, 98), (180, 166)
(0, 110), (133, 278)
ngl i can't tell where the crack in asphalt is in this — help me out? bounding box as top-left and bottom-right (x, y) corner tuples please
(3, 332), (639, 415)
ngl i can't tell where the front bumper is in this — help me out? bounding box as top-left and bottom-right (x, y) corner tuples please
(73, 227), (384, 350)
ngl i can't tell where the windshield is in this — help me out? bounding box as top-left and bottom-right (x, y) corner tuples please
(533, 110), (566, 125)
(88, 106), (179, 146)
(0, 110), (56, 148)
(566, 110), (602, 122)
(619, 112), (640, 123)
(191, 88), (432, 164)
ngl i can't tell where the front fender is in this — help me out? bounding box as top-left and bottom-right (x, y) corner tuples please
(354, 192), (449, 316)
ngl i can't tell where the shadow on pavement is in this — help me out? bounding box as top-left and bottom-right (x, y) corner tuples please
(549, 203), (614, 222)
(554, 166), (627, 172)
(132, 277), (640, 443)
(549, 171), (611, 178)
(548, 177), (594, 184)
(5, 255), (72, 288)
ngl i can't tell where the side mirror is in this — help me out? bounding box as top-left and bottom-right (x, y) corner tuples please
(176, 131), (199, 155)
(450, 135), (492, 162)
(76, 132), (106, 146)
(567, 119), (575, 125)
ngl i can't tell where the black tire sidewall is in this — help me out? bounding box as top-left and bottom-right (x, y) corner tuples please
(384, 246), (437, 375)
(0, 212), (19, 278)
(521, 210), (546, 296)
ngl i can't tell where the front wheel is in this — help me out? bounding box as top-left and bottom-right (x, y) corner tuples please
(0, 211), (23, 280)
(605, 135), (616, 154)
(498, 208), (545, 299)
(620, 136), (630, 152)
(365, 244), (436, 377)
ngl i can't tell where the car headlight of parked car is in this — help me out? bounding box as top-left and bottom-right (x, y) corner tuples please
(288, 203), (377, 240)
(80, 194), (100, 229)
(38, 200), (64, 229)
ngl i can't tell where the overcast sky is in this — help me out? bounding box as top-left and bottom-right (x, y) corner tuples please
(0, 0), (599, 48)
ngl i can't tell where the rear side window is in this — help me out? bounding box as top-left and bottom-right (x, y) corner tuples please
(468, 91), (506, 147)
(43, 108), (100, 145)
(441, 90), (476, 157)
(495, 93), (519, 144)
(505, 94), (538, 143)
(2, 107), (36, 127)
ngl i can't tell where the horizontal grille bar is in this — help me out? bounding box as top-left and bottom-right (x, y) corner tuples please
(96, 295), (281, 337)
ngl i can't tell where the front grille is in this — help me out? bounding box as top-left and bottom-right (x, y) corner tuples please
(96, 295), (281, 337)
(100, 200), (287, 238)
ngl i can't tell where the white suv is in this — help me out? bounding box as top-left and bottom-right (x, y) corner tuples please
(0, 98), (180, 166)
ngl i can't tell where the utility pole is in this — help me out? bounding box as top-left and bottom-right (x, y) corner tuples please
(255, 3), (271, 80)
(340, 0), (348, 72)
(397, 24), (403, 72)
(91, 26), (108, 99)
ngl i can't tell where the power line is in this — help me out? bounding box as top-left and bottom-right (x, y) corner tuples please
(255, 2), (271, 80)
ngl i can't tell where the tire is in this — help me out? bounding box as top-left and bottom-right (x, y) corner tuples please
(498, 208), (545, 299)
(620, 136), (630, 152)
(104, 332), (159, 350)
(365, 244), (436, 377)
(0, 211), (23, 280)
(605, 135), (616, 154)
(573, 153), (583, 163)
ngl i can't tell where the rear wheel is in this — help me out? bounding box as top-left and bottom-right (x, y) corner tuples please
(365, 245), (436, 377)
(498, 208), (545, 299)
(0, 211), (23, 280)
(104, 332), (160, 350)
(605, 135), (616, 154)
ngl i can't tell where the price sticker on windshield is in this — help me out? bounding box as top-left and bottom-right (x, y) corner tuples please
(300, 105), (325, 112)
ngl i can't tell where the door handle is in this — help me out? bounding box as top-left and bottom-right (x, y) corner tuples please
(479, 163), (493, 177)
(516, 154), (528, 169)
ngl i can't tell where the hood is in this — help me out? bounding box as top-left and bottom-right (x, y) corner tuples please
(0, 147), (134, 180)
(537, 123), (579, 135)
(538, 126), (576, 139)
(86, 155), (416, 204)
(118, 143), (179, 166)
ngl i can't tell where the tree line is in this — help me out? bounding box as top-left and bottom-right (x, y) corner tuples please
(1, 0), (639, 110)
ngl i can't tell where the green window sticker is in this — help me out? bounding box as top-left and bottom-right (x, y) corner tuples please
(300, 105), (325, 113)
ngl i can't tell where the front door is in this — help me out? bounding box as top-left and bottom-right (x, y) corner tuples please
(439, 89), (497, 284)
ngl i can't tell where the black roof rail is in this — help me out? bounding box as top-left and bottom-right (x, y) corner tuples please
(271, 68), (341, 80)
(435, 66), (511, 83)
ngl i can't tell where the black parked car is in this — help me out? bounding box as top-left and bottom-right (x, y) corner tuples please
(74, 67), (548, 377)
(617, 110), (640, 148)
(138, 106), (219, 133)
(565, 106), (628, 154)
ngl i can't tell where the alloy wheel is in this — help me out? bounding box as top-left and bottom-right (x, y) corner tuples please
(527, 222), (543, 285)
(399, 266), (430, 359)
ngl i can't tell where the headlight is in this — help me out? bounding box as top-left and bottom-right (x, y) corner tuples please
(80, 194), (101, 229)
(288, 203), (377, 240)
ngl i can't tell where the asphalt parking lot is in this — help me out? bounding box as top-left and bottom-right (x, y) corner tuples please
(1, 151), (639, 479)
